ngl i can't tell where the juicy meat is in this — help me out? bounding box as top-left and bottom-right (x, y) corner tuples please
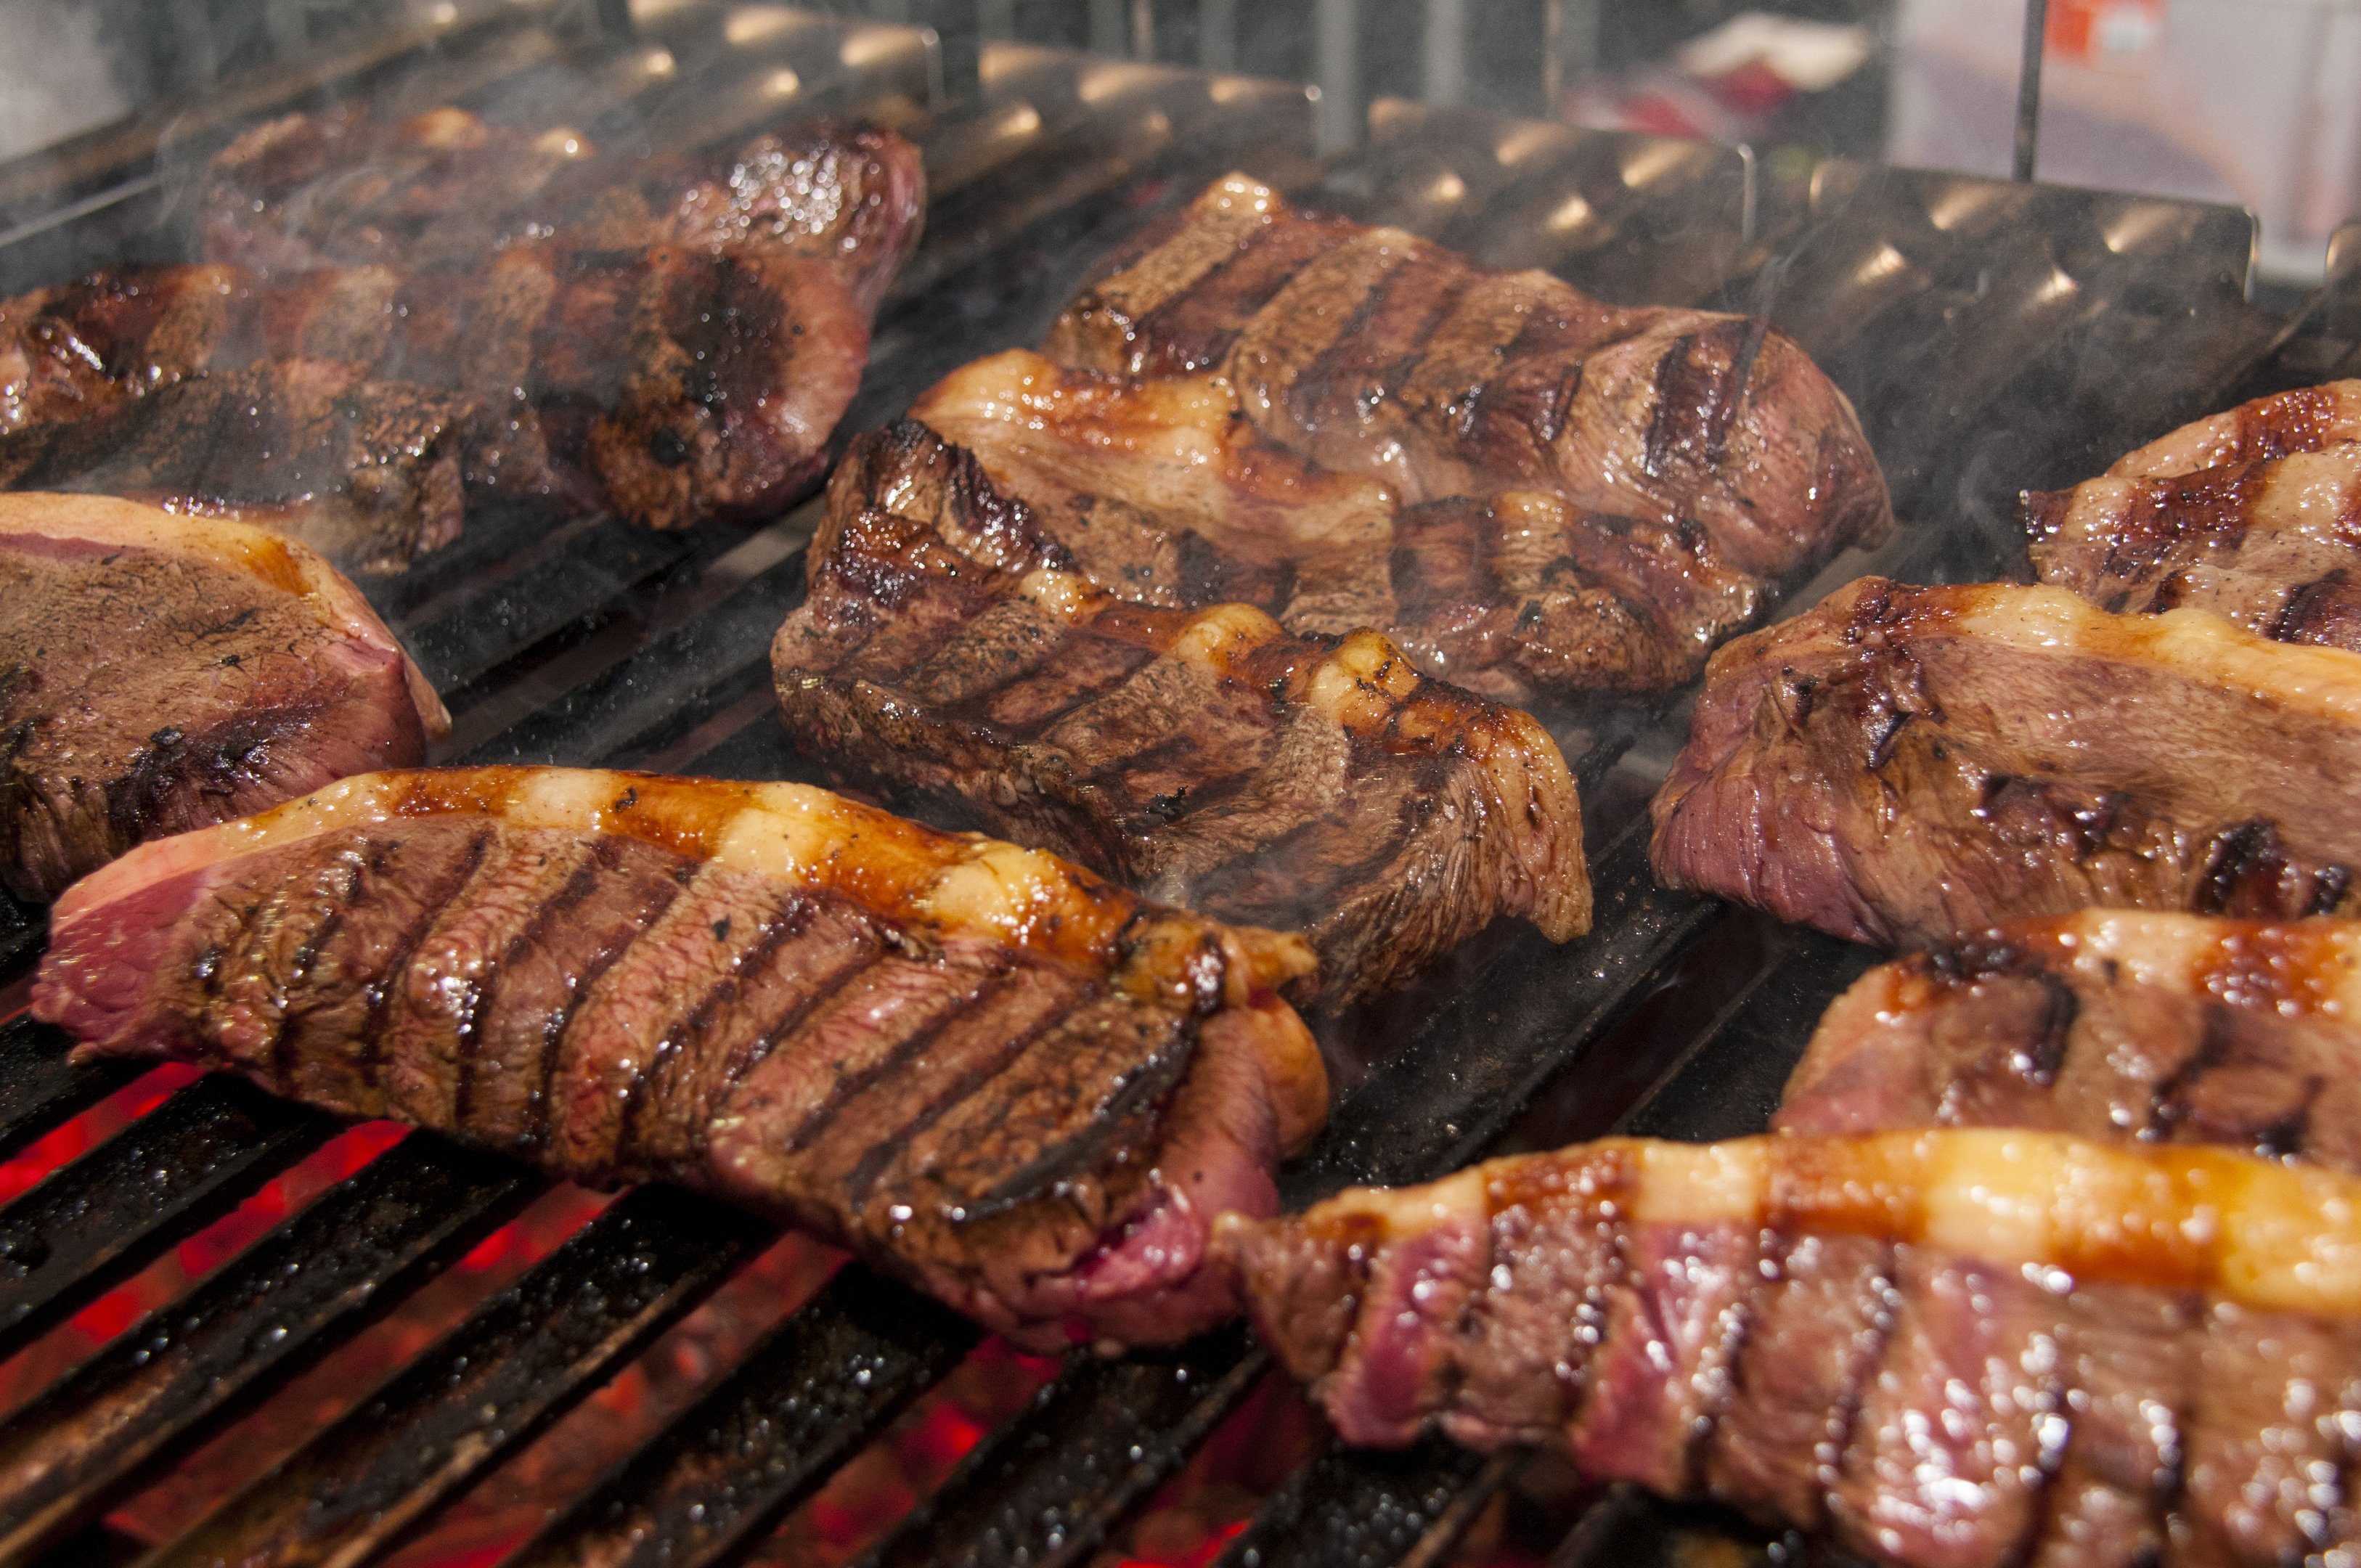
(201, 109), (926, 315)
(0, 361), (468, 572)
(0, 494), (447, 902)
(0, 244), (867, 534)
(30, 767), (1324, 1351)
(908, 351), (1768, 700)
(1217, 1129), (2361, 1568)
(1649, 578), (2361, 947)
(2103, 379), (2361, 480)
(1045, 173), (1892, 579)
(1778, 910), (2361, 1169)
(2025, 442), (2361, 650)
(771, 421), (1591, 1009)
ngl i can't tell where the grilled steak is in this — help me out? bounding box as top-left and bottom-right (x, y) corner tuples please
(201, 110), (925, 315)
(2102, 378), (2361, 480)
(0, 241), (867, 535)
(31, 767), (1325, 1350)
(1649, 578), (2361, 947)
(907, 351), (1767, 700)
(0, 494), (447, 902)
(0, 361), (468, 572)
(2023, 380), (2361, 653)
(1045, 173), (1892, 579)
(1218, 1129), (2361, 1568)
(771, 420), (1590, 1008)
(1777, 911), (2361, 1169)
(2025, 444), (2361, 648)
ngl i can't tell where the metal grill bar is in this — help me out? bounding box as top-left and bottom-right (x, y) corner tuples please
(508, 1268), (975, 1568)
(0, 1078), (335, 1360)
(0, 1136), (538, 1564)
(0, 1022), (140, 1167)
(144, 1185), (771, 1568)
(864, 1326), (1261, 1568)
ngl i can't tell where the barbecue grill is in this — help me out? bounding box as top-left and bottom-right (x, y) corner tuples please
(0, 5), (2352, 1566)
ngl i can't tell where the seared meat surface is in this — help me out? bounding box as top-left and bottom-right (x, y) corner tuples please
(1650, 578), (2361, 947)
(0, 119), (919, 554)
(2026, 385), (2361, 653)
(1218, 1130), (2361, 1568)
(0, 494), (447, 902)
(1045, 173), (1891, 579)
(0, 362), (468, 571)
(201, 109), (924, 316)
(0, 242), (867, 537)
(1777, 910), (2361, 1169)
(2103, 378), (2361, 479)
(771, 421), (1590, 1008)
(31, 767), (1324, 1350)
(910, 351), (1768, 700)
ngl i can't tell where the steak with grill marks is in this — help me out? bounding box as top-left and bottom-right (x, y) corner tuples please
(200, 110), (925, 317)
(770, 420), (1590, 1009)
(2023, 381), (2361, 653)
(0, 494), (447, 903)
(1648, 577), (2361, 948)
(2102, 378), (2361, 480)
(31, 767), (1324, 1350)
(0, 362), (468, 572)
(0, 238), (868, 537)
(1777, 910), (2361, 1169)
(906, 351), (1767, 701)
(2024, 444), (2361, 648)
(1045, 173), (1892, 579)
(1215, 1129), (2361, 1568)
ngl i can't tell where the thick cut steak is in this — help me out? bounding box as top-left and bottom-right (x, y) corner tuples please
(1649, 578), (2361, 947)
(0, 494), (446, 902)
(2026, 441), (2361, 650)
(1045, 173), (1891, 579)
(1778, 910), (2361, 1169)
(2101, 379), (2361, 480)
(31, 767), (1324, 1349)
(1218, 1130), (2361, 1568)
(200, 110), (925, 317)
(771, 421), (1590, 1008)
(0, 362), (468, 572)
(0, 241), (868, 537)
(908, 351), (1768, 701)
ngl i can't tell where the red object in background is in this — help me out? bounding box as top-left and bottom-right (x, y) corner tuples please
(2045, 0), (2166, 64)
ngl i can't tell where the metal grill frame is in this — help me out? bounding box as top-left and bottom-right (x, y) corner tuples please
(0, 9), (2350, 1568)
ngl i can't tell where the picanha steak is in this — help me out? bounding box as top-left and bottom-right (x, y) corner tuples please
(0, 493), (447, 902)
(1778, 910), (2361, 1169)
(30, 767), (1325, 1349)
(1218, 1129), (2361, 1567)
(770, 420), (1590, 1008)
(871, 174), (1888, 704)
(200, 110), (923, 317)
(905, 349), (1771, 699)
(1649, 577), (2361, 947)
(2025, 382), (2361, 651)
(0, 120), (922, 558)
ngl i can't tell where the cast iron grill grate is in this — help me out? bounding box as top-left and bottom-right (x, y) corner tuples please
(0, 11), (2344, 1567)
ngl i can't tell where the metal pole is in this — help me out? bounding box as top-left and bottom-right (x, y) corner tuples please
(2013, 0), (2048, 181)
(1132, 0), (1153, 59)
(1422, 0), (1466, 107)
(1314, 0), (1358, 152)
(1199, 0), (1236, 71)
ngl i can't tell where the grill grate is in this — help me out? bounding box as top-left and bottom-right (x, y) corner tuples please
(0, 9), (2349, 1567)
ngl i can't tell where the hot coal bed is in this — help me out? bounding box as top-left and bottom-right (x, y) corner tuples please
(0, 6), (2353, 1568)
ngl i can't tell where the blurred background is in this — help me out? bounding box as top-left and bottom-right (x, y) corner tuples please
(3, 0), (2356, 282)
